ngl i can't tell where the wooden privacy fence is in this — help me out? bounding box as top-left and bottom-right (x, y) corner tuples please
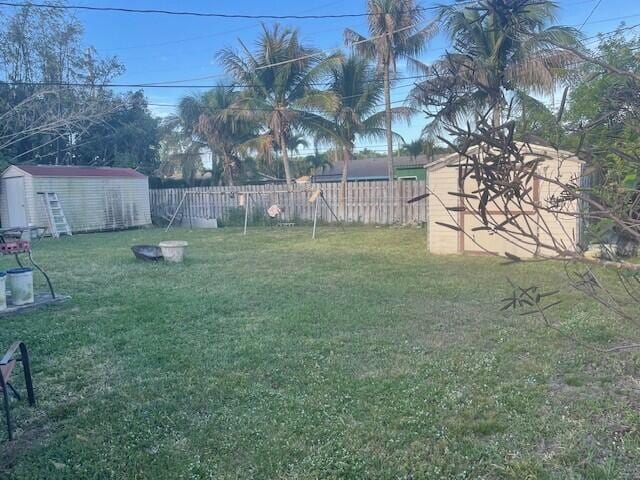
(149, 180), (428, 225)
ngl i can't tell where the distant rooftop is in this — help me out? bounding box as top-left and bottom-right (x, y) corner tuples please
(312, 155), (445, 182)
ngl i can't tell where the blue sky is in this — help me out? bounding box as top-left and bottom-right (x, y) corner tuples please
(61, 0), (640, 154)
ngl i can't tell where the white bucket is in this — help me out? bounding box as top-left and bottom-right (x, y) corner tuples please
(159, 241), (188, 263)
(0, 273), (7, 311)
(7, 268), (34, 305)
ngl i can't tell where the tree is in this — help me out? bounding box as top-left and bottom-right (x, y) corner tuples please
(70, 91), (159, 174)
(157, 116), (204, 186)
(0, 2), (131, 167)
(0, 86), (116, 169)
(218, 23), (338, 185)
(323, 56), (409, 215)
(403, 139), (425, 161)
(513, 95), (561, 146)
(178, 85), (257, 186)
(566, 31), (640, 148)
(564, 31), (640, 251)
(410, 0), (580, 132)
(345, 0), (437, 220)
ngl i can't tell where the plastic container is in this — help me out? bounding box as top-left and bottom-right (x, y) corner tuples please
(7, 267), (34, 305)
(0, 272), (6, 311)
(158, 241), (188, 263)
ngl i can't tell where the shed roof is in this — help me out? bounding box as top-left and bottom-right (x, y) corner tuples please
(425, 143), (583, 172)
(8, 165), (146, 179)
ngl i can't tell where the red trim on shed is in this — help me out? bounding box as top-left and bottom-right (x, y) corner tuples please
(16, 165), (146, 179)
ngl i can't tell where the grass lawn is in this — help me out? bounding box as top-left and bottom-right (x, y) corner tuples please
(0, 227), (638, 479)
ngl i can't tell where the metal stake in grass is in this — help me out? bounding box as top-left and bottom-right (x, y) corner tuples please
(310, 189), (321, 239)
(243, 193), (252, 236)
(320, 190), (345, 234)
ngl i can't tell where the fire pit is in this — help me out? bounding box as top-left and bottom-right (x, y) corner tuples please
(131, 245), (163, 261)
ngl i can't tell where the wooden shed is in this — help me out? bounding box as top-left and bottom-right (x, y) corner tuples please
(0, 165), (151, 233)
(426, 144), (585, 257)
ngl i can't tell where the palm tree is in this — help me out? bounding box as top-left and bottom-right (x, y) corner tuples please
(189, 86), (256, 186)
(159, 102), (207, 185)
(345, 0), (437, 220)
(169, 86), (257, 186)
(218, 23), (338, 185)
(410, 0), (580, 131)
(323, 56), (410, 214)
(157, 119), (203, 185)
(403, 139), (424, 161)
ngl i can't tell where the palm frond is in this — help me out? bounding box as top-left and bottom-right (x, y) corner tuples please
(362, 107), (414, 131)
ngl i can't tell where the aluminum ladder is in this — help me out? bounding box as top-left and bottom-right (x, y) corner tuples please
(39, 192), (72, 238)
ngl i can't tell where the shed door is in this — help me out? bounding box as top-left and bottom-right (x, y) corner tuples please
(4, 177), (27, 227)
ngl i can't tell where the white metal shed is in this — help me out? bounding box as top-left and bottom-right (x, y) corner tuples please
(0, 165), (151, 233)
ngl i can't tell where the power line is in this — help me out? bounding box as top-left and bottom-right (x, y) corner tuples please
(0, 75), (433, 89)
(5, 38), (639, 91)
(100, 0), (349, 53)
(0, 1), (450, 19)
(0, 1), (370, 18)
(582, 21), (640, 41)
(0, 0), (602, 21)
(2, 6), (638, 114)
(5, 19), (640, 92)
(118, 20), (640, 78)
(40, 0), (640, 76)
(576, 12), (639, 28)
(121, 12), (640, 78)
(253, 18), (436, 71)
(145, 97), (408, 112)
(102, 25), (261, 53)
(102, 1), (607, 57)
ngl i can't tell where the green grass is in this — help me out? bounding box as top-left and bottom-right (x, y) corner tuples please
(0, 227), (638, 479)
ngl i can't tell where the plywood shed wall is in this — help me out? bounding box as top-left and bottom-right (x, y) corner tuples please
(0, 165), (151, 233)
(426, 144), (584, 257)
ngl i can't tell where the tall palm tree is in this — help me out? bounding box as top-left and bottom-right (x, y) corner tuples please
(410, 0), (580, 131)
(194, 86), (256, 185)
(345, 0), (437, 220)
(218, 24), (338, 185)
(323, 56), (410, 214)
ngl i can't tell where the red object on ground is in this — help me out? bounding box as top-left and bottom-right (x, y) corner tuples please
(0, 241), (31, 255)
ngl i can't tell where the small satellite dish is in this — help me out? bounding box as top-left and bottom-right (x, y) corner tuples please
(267, 204), (282, 218)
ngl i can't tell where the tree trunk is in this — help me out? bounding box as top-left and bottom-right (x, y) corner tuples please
(56, 47), (64, 165)
(279, 130), (293, 185)
(384, 63), (395, 223)
(492, 105), (501, 128)
(340, 144), (352, 221)
(492, 95), (502, 128)
(223, 152), (234, 186)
